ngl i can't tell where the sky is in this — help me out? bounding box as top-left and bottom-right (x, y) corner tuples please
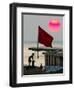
(22, 13), (64, 45)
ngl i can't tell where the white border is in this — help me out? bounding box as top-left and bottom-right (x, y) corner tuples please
(16, 7), (70, 83)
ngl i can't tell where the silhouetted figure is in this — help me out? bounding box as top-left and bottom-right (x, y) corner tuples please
(32, 59), (35, 67)
(40, 64), (43, 70)
(28, 53), (34, 66)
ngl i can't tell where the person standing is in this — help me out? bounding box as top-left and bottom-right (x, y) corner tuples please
(28, 53), (34, 66)
(32, 59), (35, 67)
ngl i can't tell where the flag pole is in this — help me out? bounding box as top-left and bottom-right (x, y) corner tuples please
(37, 26), (39, 58)
(37, 36), (39, 58)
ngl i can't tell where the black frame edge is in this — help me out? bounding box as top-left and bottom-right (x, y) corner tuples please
(9, 4), (12, 87)
(10, 81), (72, 88)
(69, 7), (72, 84)
(9, 3), (17, 87)
(11, 2), (72, 10)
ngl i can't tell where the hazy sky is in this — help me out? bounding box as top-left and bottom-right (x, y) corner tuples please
(23, 14), (63, 44)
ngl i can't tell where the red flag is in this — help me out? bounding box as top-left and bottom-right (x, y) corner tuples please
(38, 26), (53, 47)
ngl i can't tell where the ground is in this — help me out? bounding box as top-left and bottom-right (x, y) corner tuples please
(23, 65), (63, 75)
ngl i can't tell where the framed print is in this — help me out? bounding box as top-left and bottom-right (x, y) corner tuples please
(10, 3), (72, 87)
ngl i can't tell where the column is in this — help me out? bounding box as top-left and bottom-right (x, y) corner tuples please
(52, 56), (55, 66)
(50, 55), (53, 66)
(60, 56), (63, 66)
(44, 53), (49, 66)
(57, 56), (60, 66)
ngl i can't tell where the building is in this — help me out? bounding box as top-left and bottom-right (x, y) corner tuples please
(43, 49), (63, 67)
(29, 47), (63, 67)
